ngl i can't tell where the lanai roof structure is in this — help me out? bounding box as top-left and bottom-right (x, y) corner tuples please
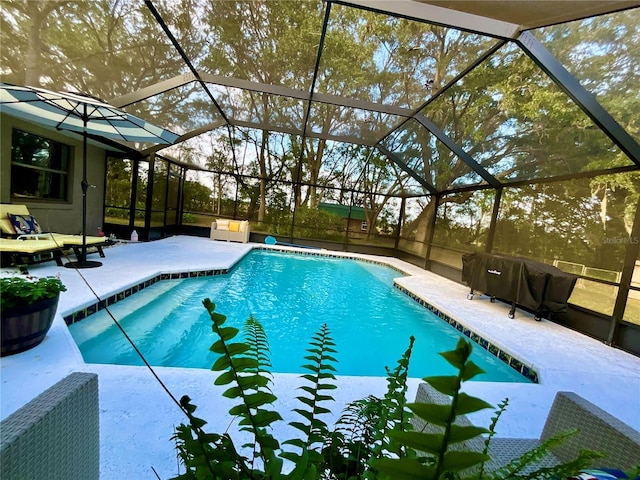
(2, 1), (638, 183)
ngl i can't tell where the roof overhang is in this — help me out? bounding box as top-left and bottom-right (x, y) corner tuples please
(415, 0), (640, 31)
(336, 1), (640, 38)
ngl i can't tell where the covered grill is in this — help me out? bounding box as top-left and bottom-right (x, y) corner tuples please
(461, 252), (578, 320)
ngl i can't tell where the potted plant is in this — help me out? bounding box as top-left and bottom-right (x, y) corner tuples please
(0, 274), (67, 356)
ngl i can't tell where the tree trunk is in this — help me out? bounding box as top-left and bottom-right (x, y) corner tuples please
(24, 1), (66, 86)
(258, 133), (268, 222)
(405, 197), (437, 243)
(25, 5), (46, 85)
(307, 138), (326, 209)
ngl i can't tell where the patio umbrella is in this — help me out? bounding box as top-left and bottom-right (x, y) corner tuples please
(0, 82), (178, 268)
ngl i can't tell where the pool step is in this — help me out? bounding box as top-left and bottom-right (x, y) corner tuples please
(69, 279), (191, 345)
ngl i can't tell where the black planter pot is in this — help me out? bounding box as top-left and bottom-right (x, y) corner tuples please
(1, 295), (60, 356)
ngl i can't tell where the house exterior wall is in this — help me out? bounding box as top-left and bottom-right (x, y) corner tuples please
(1, 114), (106, 236)
(347, 218), (366, 233)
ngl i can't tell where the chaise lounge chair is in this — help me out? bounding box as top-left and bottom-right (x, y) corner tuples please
(0, 236), (65, 267)
(0, 204), (110, 267)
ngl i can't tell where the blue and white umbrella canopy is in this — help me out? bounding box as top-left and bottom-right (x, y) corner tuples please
(0, 82), (178, 144)
(0, 82), (179, 268)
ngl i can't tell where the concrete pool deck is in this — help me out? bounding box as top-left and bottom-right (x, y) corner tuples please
(1, 235), (639, 479)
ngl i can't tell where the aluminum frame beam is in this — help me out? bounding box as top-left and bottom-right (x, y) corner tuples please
(141, 120), (228, 155)
(200, 74), (413, 117)
(516, 31), (640, 168)
(415, 113), (502, 189)
(374, 40), (507, 180)
(419, 1), (640, 31)
(145, 113), (410, 153)
(377, 144), (438, 194)
(111, 72), (412, 151)
(230, 118), (378, 146)
(145, 1), (231, 126)
(609, 194), (640, 343)
(333, 0), (520, 39)
(109, 74), (195, 108)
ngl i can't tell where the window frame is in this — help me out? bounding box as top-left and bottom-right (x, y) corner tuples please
(10, 128), (71, 202)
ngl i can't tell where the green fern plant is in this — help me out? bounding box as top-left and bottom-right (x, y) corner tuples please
(171, 300), (605, 480)
(476, 398), (509, 479)
(208, 301), (282, 472)
(172, 300), (284, 479)
(362, 335), (417, 480)
(173, 397), (250, 479)
(322, 395), (385, 479)
(281, 323), (338, 479)
(321, 337), (416, 480)
(371, 337), (493, 479)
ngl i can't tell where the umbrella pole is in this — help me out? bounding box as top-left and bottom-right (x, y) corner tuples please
(81, 127), (88, 263)
(65, 107), (102, 269)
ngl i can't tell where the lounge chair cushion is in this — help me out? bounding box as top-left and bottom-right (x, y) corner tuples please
(51, 234), (108, 246)
(568, 469), (631, 479)
(0, 204), (31, 235)
(0, 237), (62, 254)
(8, 213), (43, 235)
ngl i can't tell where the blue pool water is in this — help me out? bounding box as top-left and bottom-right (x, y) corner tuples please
(69, 250), (530, 382)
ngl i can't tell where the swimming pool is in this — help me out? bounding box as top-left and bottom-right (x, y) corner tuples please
(68, 250), (531, 382)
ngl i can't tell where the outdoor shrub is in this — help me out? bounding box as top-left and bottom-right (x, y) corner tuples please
(292, 207), (345, 241)
(182, 213), (197, 223)
(104, 206), (129, 220)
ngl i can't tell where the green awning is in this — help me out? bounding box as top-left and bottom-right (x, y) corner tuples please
(319, 203), (366, 221)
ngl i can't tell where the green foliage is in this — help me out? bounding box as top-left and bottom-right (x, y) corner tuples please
(183, 180), (214, 214)
(282, 324), (338, 475)
(182, 213), (198, 224)
(322, 395), (385, 479)
(0, 274), (66, 311)
(207, 301), (283, 468)
(321, 337), (416, 480)
(625, 465), (640, 480)
(172, 303), (604, 480)
(477, 398), (509, 479)
(368, 336), (416, 463)
(292, 207), (346, 241)
(372, 337), (492, 480)
(104, 207), (129, 220)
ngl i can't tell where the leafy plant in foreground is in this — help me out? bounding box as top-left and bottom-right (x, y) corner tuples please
(0, 274), (66, 311)
(281, 324), (338, 478)
(372, 338), (493, 479)
(171, 300), (606, 480)
(322, 395), (385, 479)
(321, 337), (416, 480)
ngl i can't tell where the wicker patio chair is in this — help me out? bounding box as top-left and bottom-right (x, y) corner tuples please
(0, 372), (100, 480)
(412, 382), (640, 472)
